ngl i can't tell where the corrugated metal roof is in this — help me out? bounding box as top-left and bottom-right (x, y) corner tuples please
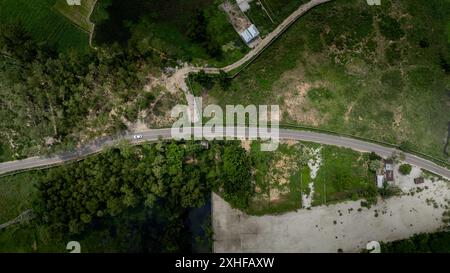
(239, 24), (260, 44)
(248, 24), (259, 37)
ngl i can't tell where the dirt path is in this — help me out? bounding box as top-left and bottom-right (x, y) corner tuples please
(162, 0), (334, 123)
(0, 210), (35, 231)
(87, 0), (98, 49)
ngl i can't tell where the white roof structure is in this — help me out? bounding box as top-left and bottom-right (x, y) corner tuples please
(239, 24), (260, 44)
(236, 0), (252, 12)
(377, 175), (384, 189)
(385, 163), (394, 171)
(66, 0), (81, 5)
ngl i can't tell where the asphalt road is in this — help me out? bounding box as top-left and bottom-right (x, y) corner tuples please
(1, 128), (449, 179)
(1, 0), (448, 179)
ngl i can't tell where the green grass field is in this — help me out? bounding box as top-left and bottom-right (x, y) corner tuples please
(91, 0), (248, 66)
(245, 0), (308, 35)
(246, 141), (375, 215)
(312, 146), (374, 206)
(447, 21), (450, 43)
(0, 172), (38, 223)
(53, 0), (97, 32)
(0, 142), (13, 163)
(203, 0), (450, 162)
(0, 0), (90, 52)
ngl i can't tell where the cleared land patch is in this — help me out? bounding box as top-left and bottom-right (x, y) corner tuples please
(246, 140), (376, 215)
(213, 174), (450, 252)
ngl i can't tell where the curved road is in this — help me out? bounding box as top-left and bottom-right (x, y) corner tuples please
(1, 128), (449, 179)
(168, 0), (334, 82)
(196, 0), (334, 74)
(1, 0), (448, 179)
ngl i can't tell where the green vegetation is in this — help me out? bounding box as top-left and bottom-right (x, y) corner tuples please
(399, 164), (412, 175)
(246, 141), (377, 215)
(221, 145), (254, 209)
(0, 142), (13, 163)
(245, 0), (308, 35)
(201, 0), (450, 162)
(246, 141), (308, 215)
(53, 0), (97, 32)
(0, 172), (39, 223)
(312, 146), (377, 206)
(92, 0), (247, 66)
(0, 0), (90, 52)
(0, 138), (409, 251)
(447, 21), (450, 43)
(0, 23), (172, 158)
(381, 231), (450, 253)
(0, 140), (252, 252)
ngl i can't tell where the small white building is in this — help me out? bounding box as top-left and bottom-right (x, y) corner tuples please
(236, 0), (252, 12)
(376, 175), (385, 189)
(239, 24), (260, 44)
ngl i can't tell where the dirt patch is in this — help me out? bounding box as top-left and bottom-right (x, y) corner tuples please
(269, 188), (281, 202)
(272, 155), (293, 186)
(274, 61), (331, 126)
(344, 102), (355, 122)
(241, 140), (252, 151)
(213, 173), (450, 252)
(282, 85), (322, 126)
(221, 0), (253, 33)
(284, 139), (298, 147)
(265, 151), (301, 203)
(393, 106), (403, 128)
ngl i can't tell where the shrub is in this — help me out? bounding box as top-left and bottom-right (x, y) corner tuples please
(399, 164), (412, 175)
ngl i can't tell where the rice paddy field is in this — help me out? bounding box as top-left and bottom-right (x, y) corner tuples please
(0, 0), (91, 52)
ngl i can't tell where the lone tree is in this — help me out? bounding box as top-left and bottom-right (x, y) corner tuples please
(399, 164), (412, 175)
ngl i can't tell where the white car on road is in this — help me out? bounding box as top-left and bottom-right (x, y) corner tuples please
(133, 134), (143, 140)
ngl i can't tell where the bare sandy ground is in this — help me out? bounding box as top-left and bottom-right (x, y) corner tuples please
(213, 174), (450, 253)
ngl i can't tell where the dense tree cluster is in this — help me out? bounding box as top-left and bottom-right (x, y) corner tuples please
(0, 23), (159, 158)
(381, 231), (450, 253)
(186, 9), (222, 58)
(34, 141), (254, 238)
